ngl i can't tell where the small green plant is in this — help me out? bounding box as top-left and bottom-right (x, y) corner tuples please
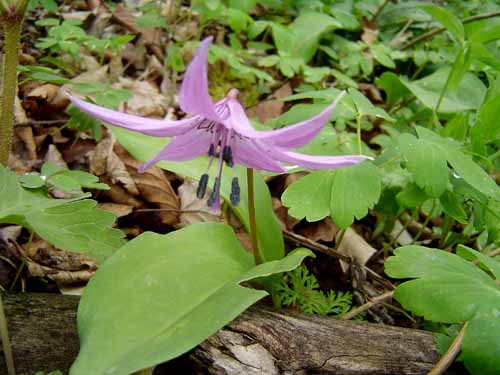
(274, 265), (353, 316)
(20, 161), (109, 195)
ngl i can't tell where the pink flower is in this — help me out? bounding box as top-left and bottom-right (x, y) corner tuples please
(68, 37), (368, 210)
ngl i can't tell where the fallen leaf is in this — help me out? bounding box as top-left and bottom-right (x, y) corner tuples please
(116, 78), (168, 117)
(177, 178), (221, 226)
(247, 83), (292, 123)
(297, 218), (339, 242)
(98, 203), (134, 218)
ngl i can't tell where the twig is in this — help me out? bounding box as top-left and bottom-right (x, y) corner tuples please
(340, 291), (394, 320)
(14, 119), (68, 127)
(401, 10), (500, 50)
(371, 0), (390, 22)
(283, 230), (351, 262)
(427, 321), (469, 375)
(487, 248), (500, 258)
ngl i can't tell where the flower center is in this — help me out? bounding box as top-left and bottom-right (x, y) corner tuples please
(196, 122), (240, 210)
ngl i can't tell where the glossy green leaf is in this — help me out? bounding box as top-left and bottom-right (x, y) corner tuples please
(71, 223), (312, 375)
(440, 190), (467, 224)
(0, 166), (124, 263)
(282, 162), (381, 228)
(109, 127), (285, 262)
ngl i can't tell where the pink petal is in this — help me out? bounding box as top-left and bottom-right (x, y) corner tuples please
(225, 91), (346, 148)
(139, 128), (212, 172)
(232, 137), (286, 173)
(264, 145), (369, 170)
(178, 37), (221, 122)
(68, 95), (199, 137)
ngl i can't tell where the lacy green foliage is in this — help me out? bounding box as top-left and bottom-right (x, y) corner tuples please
(0, 165), (124, 263)
(20, 161), (109, 195)
(385, 245), (500, 375)
(72, 223), (312, 375)
(275, 266), (352, 316)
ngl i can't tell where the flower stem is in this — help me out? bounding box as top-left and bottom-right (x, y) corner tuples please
(0, 292), (15, 375)
(0, 14), (24, 165)
(246, 168), (261, 265)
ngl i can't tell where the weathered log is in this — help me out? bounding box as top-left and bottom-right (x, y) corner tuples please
(0, 293), (440, 375)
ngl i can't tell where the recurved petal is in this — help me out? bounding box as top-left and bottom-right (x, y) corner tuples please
(138, 128), (212, 172)
(225, 91), (345, 148)
(68, 95), (199, 137)
(178, 37), (221, 122)
(265, 146), (369, 170)
(232, 137), (286, 173)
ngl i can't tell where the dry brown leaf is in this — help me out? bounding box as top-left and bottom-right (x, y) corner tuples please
(116, 78), (168, 117)
(45, 144), (68, 168)
(177, 179), (221, 226)
(114, 143), (180, 226)
(24, 84), (69, 117)
(297, 218), (338, 243)
(272, 197), (299, 231)
(89, 135), (140, 195)
(246, 83), (292, 123)
(361, 18), (379, 46)
(14, 126), (37, 160)
(336, 227), (376, 273)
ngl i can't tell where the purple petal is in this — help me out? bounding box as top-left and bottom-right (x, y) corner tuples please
(225, 91), (346, 148)
(68, 95), (199, 137)
(232, 137), (286, 173)
(139, 128), (212, 172)
(178, 37), (221, 122)
(265, 146), (369, 170)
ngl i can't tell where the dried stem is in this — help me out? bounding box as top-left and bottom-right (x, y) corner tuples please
(340, 291), (394, 320)
(401, 10), (500, 50)
(246, 168), (261, 265)
(427, 321), (469, 375)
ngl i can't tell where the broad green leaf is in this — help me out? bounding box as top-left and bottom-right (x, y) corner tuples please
(472, 93), (500, 147)
(389, 68), (486, 113)
(375, 72), (408, 108)
(282, 162), (381, 228)
(71, 223), (312, 375)
(109, 127), (285, 262)
(396, 183), (429, 209)
(385, 246), (500, 322)
(288, 12), (341, 62)
(370, 44), (395, 68)
(416, 127), (500, 201)
(399, 133), (449, 197)
(457, 245), (500, 281)
(418, 4), (465, 42)
(385, 246), (500, 375)
(0, 166), (124, 263)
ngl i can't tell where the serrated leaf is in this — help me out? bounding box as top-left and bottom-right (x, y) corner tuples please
(109, 126), (284, 262)
(385, 246), (500, 322)
(282, 170), (333, 222)
(0, 166), (124, 263)
(385, 245), (500, 375)
(71, 223), (312, 375)
(282, 162), (381, 228)
(399, 133), (449, 197)
(330, 162), (381, 228)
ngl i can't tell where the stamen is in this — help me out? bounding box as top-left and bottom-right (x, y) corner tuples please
(208, 144), (215, 157)
(196, 173), (209, 198)
(223, 146), (233, 167)
(230, 177), (240, 205)
(207, 177), (220, 207)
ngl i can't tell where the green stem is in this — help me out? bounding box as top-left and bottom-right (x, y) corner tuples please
(0, 16), (23, 165)
(356, 115), (362, 155)
(0, 292), (15, 375)
(246, 168), (261, 265)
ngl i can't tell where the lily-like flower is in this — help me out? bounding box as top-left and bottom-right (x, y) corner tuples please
(68, 37), (368, 210)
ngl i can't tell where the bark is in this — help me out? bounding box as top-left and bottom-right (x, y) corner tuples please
(0, 293), (439, 375)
